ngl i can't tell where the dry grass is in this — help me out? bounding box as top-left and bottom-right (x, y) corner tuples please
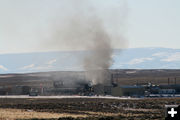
(0, 108), (147, 120)
(0, 108), (87, 120)
(1, 98), (177, 120)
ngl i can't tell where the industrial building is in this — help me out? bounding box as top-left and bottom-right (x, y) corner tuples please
(0, 70), (180, 97)
(111, 85), (145, 97)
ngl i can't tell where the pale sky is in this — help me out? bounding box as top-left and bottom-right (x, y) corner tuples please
(0, 0), (180, 54)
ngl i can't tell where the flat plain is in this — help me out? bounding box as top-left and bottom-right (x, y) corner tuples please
(0, 97), (180, 120)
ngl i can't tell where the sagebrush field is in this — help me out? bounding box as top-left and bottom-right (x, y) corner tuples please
(0, 97), (180, 120)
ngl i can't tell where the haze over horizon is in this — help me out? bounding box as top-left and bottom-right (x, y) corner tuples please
(0, 0), (180, 73)
(0, 0), (180, 54)
(0, 47), (180, 73)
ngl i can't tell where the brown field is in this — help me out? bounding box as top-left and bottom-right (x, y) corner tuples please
(0, 69), (180, 119)
(1, 69), (180, 87)
(0, 97), (180, 120)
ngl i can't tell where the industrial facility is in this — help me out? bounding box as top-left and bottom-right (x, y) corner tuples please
(0, 70), (180, 97)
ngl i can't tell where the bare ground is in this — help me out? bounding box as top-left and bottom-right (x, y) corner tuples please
(0, 97), (180, 120)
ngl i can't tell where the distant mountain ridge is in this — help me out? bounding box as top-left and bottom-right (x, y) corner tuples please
(0, 48), (180, 73)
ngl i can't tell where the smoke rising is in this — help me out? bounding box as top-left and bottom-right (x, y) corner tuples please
(44, 0), (127, 85)
(83, 22), (113, 85)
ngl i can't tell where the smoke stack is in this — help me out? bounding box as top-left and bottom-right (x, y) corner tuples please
(175, 77), (176, 85)
(111, 74), (114, 85)
(136, 80), (139, 85)
(111, 74), (118, 87)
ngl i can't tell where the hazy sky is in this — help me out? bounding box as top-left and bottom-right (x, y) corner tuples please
(0, 0), (180, 54)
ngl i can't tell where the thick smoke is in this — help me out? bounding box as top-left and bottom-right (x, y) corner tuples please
(83, 22), (113, 85)
(49, 16), (113, 85)
(44, 0), (127, 85)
